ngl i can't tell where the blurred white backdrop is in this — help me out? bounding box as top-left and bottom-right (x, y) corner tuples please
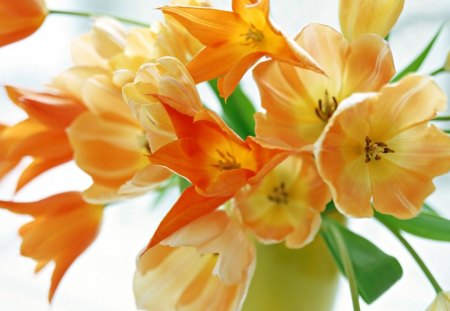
(0, 0), (449, 310)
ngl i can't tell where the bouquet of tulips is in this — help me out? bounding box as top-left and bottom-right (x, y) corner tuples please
(1, 0), (450, 310)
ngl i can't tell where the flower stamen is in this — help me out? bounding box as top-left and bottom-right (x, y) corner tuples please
(240, 24), (264, 47)
(315, 90), (338, 122)
(364, 136), (395, 163)
(211, 149), (241, 171)
(267, 181), (289, 204)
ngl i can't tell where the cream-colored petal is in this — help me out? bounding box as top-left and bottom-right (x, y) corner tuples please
(91, 17), (127, 59)
(52, 67), (110, 101)
(71, 33), (108, 68)
(81, 74), (138, 126)
(134, 210), (255, 311)
(386, 124), (450, 177)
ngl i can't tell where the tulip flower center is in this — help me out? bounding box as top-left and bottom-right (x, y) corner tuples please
(267, 182), (289, 204)
(241, 24), (264, 47)
(315, 90), (338, 122)
(364, 136), (395, 163)
(139, 133), (151, 154)
(211, 149), (242, 170)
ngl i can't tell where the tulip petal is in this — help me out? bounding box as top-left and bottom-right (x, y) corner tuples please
(218, 51), (264, 99)
(386, 124), (450, 178)
(368, 75), (447, 141)
(161, 6), (243, 45)
(5, 86), (85, 129)
(0, 0), (47, 46)
(339, 0), (404, 41)
(187, 44), (247, 83)
(370, 159), (435, 219)
(340, 34), (395, 98)
(147, 186), (231, 249)
(67, 112), (147, 188)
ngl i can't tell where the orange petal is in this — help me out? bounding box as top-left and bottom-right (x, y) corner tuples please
(385, 124), (450, 178)
(218, 51), (264, 99)
(0, 0), (47, 46)
(187, 44), (247, 84)
(161, 6), (243, 46)
(119, 164), (173, 195)
(8, 129), (70, 160)
(315, 94), (374, 217)
(67, 112), (147, 188)
(339, 0), (404, 41)
(147, 186), (231, 249)
(368, 75), (447, 141)
(0, 192), (104, 302)
(232, 0), (269, 29)
(16, 156), (72, 192)
(5, 86), (85, 129)
(370, 159), (435, 219)
(340, 34), (395, 98)
(294, 24), (348, 92)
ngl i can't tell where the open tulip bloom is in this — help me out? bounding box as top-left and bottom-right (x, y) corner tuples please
(0, 0), (450, 310)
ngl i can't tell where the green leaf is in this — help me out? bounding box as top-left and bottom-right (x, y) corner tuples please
(375, 208), (450, 242)
(177, 175), (191, 193)
(321, 216), (403, 304)
(392, 24), (445, 82)
(208, 80), (256, 139)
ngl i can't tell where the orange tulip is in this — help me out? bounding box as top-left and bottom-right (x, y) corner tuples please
(253, 23), (395, 149)
(339, 0), (404, 41)
(0, 0), (47, 46)
(162, 0), (323, 99)
(236, 155), (330, 248)
(145, 101), (288, 247)
(0, 192), (103, 301)
(315, 75), (450, 219)
(135, 210), (255, 311)
(0, 86), (85, 191)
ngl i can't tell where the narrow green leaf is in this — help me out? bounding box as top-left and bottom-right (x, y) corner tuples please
(375, 208), (450, 242)
(392, 24), (445, 82)
(208, 80), (256, 139)
(321, 216), (403, 304)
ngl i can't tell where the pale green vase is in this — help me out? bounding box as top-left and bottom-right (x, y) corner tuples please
(242, 237), (339, 311)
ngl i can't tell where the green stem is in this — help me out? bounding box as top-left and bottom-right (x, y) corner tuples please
(430, 67), (445, 76)
(380, 220), (443, 294)
(433, 115), (450, 121)
(49, 9), (149, 27)
(328, 224), (361, 311)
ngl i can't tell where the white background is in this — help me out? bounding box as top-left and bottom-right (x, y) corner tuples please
(0, 0), (449, 310)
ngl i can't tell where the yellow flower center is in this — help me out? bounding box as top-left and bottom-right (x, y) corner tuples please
(315, 90), (338, 122)
(267, 182), (289, 204)
(241, 24), (264, 47)
(211, 149), (242, 171)
(364, 136), (395, 163)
